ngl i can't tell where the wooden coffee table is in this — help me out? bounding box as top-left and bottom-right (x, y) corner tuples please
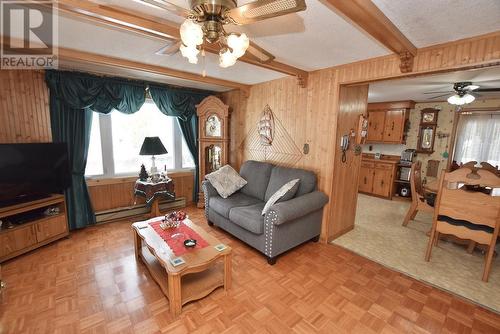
(132, 217), (232, 317)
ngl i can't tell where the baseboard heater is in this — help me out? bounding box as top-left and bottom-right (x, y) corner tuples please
(95, 197), (186, 223)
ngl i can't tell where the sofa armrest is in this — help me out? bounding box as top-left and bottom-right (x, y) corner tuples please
(267, 191), (329, 225)
(202, 180), (218, 198)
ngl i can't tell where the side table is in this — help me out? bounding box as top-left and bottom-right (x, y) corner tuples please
(134, 179), (175, 217)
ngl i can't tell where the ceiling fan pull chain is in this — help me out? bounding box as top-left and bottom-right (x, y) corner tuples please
(202, 49), (207, 77)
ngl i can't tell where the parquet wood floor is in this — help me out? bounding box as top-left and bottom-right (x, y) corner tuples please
(1, 207), (499, 334)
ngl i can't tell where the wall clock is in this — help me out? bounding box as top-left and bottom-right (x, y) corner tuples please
(416, 108), (439, 154)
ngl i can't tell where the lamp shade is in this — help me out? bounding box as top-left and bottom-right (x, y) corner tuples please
(139, 137), (167, 156)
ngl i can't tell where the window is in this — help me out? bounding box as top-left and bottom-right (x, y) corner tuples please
(86, 113), (103, 176)
(453, 112), (500, 167)
(85, 100), (195, 177)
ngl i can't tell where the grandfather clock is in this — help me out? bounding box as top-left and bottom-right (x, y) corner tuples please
(196, 96), (230, 208)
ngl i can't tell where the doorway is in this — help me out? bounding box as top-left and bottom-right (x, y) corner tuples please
(331, 66), (500, 312)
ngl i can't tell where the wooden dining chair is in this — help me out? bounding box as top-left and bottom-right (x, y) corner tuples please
(425, 168), (500, 282)
(403, 161), (434, 226)
(479, 162), (500, 176)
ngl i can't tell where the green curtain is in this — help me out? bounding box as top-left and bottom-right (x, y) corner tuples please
(45, 70), (146, 229)
(149, 85), (211, 202)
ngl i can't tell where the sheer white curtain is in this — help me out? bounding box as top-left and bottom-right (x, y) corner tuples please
(454, 113), (500, 167)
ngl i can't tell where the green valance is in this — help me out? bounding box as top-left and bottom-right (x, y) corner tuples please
(45, 70), (146, 114)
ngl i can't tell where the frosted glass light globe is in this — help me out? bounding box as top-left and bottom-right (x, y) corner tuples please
(180, 44), (199, 64)
(447, 93), (475, 106)
(180, 19), (203, 47)
(227, 33), (249, 58)
(219, 49), (237, 68)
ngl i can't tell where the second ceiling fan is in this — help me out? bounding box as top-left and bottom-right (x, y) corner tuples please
(426, 81), (500, 106)
(141, 0), (307, 68)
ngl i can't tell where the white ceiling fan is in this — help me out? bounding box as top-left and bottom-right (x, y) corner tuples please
(425, 81), (500, 106)
(139, 0), (307, 68)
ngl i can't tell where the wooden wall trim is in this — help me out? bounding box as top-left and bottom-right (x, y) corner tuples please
(332, 31), (500, 85)
(368, 100), (416, 110)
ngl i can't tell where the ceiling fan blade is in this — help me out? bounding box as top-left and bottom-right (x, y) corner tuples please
(474, 88), (500, 92)
(427, 93), (451, 100)
(226, 0), (306, 25)
(464, 84), (480, 91)
(423, 91), (453, 94)
(155, 40), (181, 55)
(245, 41), (275, 63)
(139, 0), (191, 17)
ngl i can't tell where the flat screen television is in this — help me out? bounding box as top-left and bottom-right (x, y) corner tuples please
(0, 143), (71, 206)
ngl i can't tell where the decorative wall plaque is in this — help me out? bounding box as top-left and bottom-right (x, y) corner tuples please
(258, 105), (275, 146)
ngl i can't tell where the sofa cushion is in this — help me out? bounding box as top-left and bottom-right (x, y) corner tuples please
(239, 160), (274, 201)
(229, 203), (266, 235)
(205, 165), (247, 198)
(265, 165), (317, 201)
(209, 192), (261, 218)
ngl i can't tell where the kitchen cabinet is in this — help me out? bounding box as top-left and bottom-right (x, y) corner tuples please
(366, 101), (415, 144)
(367, 111), (385, 142)
(359, 161), (375, 193)
(358, 157), (398, 199)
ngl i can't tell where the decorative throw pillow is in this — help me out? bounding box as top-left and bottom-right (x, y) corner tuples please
(261, 179), (300, 215)
(205, 165), (247, 199)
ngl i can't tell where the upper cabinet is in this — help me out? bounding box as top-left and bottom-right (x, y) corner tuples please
(366, 101), (415, 144)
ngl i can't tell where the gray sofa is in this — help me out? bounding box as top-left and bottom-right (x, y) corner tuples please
(202, 160), (329, 264)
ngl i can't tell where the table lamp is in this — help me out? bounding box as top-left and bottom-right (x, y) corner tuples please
(139, 137), (167, 174)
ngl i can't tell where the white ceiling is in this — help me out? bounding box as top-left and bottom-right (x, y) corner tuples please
(21, 0), (500, 90)
(50, 0), (391, 88)
(368, 66), (500, 103)
(372, 0), (500, 48)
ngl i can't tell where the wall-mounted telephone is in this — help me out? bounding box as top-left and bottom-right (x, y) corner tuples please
(340, 135), (349, 163)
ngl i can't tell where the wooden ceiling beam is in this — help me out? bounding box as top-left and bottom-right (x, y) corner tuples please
(55, 0), (309, 86)
(1, 36), (250, 94)
(58, 47), (251, 95)
(322, 0), (417, 73)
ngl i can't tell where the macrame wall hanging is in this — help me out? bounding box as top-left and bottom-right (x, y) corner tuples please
(241, 105), (302, 167)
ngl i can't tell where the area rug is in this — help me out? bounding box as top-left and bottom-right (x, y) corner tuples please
(332, 194), (500, 313)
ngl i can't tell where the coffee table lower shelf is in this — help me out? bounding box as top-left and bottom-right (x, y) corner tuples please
(139, 246), (225, 313)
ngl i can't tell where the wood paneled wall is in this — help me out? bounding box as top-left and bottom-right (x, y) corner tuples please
(87, 171), (195, 212)
(0, 70), (51, 143)
(0, 70), (195, 213)
(329, 84), (369, 239)
(222, 31), (500, 242)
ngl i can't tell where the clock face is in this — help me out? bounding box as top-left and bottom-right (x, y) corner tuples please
(423, 112), (435, 123)
(205, 115), (221, 137)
